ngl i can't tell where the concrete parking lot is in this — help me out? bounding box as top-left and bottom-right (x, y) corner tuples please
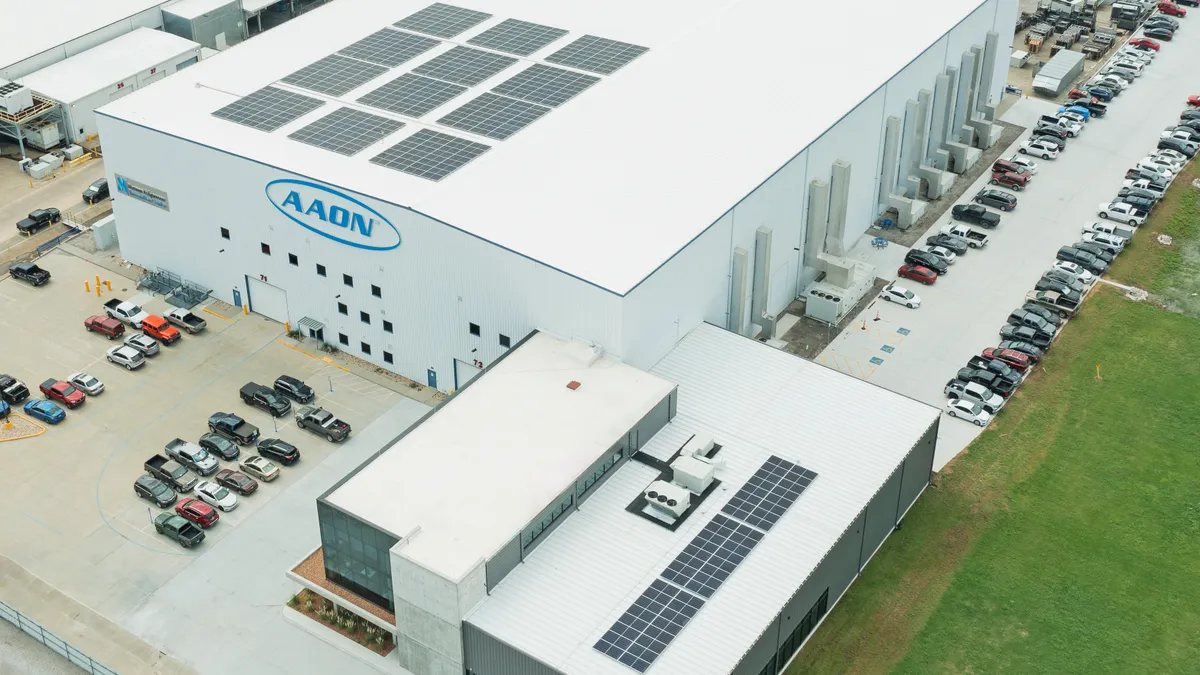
(0, 157), (108, 274)
(822, 28), (1198, 470)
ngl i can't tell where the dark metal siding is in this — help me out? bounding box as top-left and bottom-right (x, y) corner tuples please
(860, 464), (904, 568)
(898, 421), (937, 518)
(485, 535), (521, 592)
(463, 622), (567, 675)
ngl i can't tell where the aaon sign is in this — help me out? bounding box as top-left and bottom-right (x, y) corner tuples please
(265, 179), (400, 251)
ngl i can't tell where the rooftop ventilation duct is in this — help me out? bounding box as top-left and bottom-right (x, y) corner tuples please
(644, 480), (690, 519)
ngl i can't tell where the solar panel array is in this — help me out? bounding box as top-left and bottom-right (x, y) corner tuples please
(437, 92), (549, 140)
(412, 46), (518, 86)
(370, 128), (490, 181)
(721, 455), (818, 532)
(546, 35), (649, 75)
(338, 29), (440, 68)
(212, 86), (325, 131)
(288, 107), (405, 156)
(357, 74), (467, 117)
(282, 54), (388, 97)
(395, 2), (491, 38)
(594, 580), (706, 674)
(467, 18), (568, 56)
(492, 64), (600, 107)
(660, 515), (765, 599)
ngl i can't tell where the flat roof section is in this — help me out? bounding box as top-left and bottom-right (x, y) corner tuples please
(163, 0), (240, 20)
(466, 322), (942, 675)
(325, 331), (677, 581)
(0, 0), (167, 71)
(98, 0), (992, 295)
(18, 28), (201, 103)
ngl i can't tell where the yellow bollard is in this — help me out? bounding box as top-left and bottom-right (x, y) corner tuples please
(85, 281), (90, 292)
(95, 275), (100, 293)
(285, 321), (290, 333)
(105, 280), (111, 291)
(243, 304), (249, 315)
(96, 283), (101, 297)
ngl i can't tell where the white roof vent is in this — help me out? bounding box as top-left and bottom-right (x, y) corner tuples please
(644, 480), (690, 519)
(670, 455), (714, 494)
(680, 433), (715, 458)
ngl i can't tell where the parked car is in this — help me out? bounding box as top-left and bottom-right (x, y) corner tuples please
(904, 249), (949, 275)
(1056, 247), (1108, 276)
(1036, 277), (1084, 301)
(1081, 233), (1127, 256)
(989, 171), (1027, 191)
(951, 204), (1001, 228)
(945, 399), (992, 427)
(106, 345), (146, 370)
(0, 400), (8, 421)
(923, 245), (957, 265)
(1003, 154), (1039, 173)
(941, 223), (989, 248)
(238, 455), (280, 482)
(196, 480), (239, 512)
(1058, 108), (1089, 124)
(991, 160), (1033, 181)
(164, 308), (207, 334)
(1123, 178), (1167, 197)
(207, 412), (260, 445)
(1143, 27), (1174, 40)
(1051, 260), (1096, 285)
(1019, 301), (1063, 327)
(214, 468), (258, 495)
(1097, 202), (1147, 226)
(84, 314), (125, 340)
(145, 454), (198, 493)
(966, 355), (1022, 388)
(38, 379), (85, 408)
(1157, 136), (1197, 157)
(1019, 138), (1059, 159)
(973, 189), (1018, 212)
(1116, 187), (1161, 207)
(67, 372), (104, 396)
(943, 379), (1005, 414)
(1066, 87), (1092, 100)
(239, 382), (291, 417)
(15, 208), (61, 235)
(1128, 37), (1160, 50)
(997, 340), (1045, 361)
(1038, 114), (1081, 136)
(124, 333), (160, 357)
(272, 375), (315, 404)
(175, 498), (219, 528)
(925, 233), (968, 255)
(1005, 312), (1056, 342)
(82, 178), (110, 204)
(141, 315), (181, 344)
(134, 474), (178, 508)
(165, 438), (219, 476)
(198, 432), (240, 461)
(1155, 148), (1189, 165)
(956, 367), (1016, 397)
(981, 347), (1033, 373)
(1026, 290), (1078, 318)
(1085, 85), (1115, 101)
(1089, 75), (1127, 93)
(0, 375), (31, 404)
(153, 513), (205, 549)
(23, 399), (65, 424)
(294, 406), (352, 442)
(880, 284), (921, 308)
(1033, 122), (1069, 140)
(103, 298), (149, 326)
(1031, 133), (1066, 152)
(256, 438), (300, 465)
(1158, 2), (1186, 17)
(1073, 240), (1116, 264)
(1041, 268), (1087, 295)
(1000, 324), (1052, 350)
(897, 263), (937, 285)
(1080, 100), (1108, 118)
(9, 262), (50, 286)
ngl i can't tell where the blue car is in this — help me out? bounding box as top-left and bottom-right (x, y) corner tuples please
(1058, 105), (1091, 121)
(1085, 86), (1114, 102)
(24, 399), (65, 424)
(0, 400), (9, 419)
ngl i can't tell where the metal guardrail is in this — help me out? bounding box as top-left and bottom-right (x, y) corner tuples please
(35, 227), (81, 257)
(0, 599), (118, 674)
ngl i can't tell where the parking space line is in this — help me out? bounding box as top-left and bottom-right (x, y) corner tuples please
(202, 307), (235, 322)
(21, 512), (61, 536)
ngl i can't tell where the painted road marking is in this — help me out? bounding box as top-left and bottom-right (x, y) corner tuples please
(881, 345), (895, 353)
(897, 327), (911, 335)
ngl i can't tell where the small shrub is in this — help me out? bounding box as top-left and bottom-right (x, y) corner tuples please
(304, 599), (313, 611)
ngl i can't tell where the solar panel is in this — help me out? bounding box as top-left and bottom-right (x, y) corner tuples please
(594, 579), (705, 673)
(466, 18), (568, 56)
(357, 74), (467, 117)
(660, 514), (764, 599)
(545, 35), (649, 75)
(394, 2), (491, 38)
(437, 92), (549, 140)
(338, 29), (440, 68)
(492, 64), (600, 107)
(370, 129), (490, 181)
(288, 107), (405, 156)
(281, 54), (389, 97)
(412, 46), (517, 86)
(720, 456), (817, 532)
(212, 86), (325, 132)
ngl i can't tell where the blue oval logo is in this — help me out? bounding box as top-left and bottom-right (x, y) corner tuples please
(265, 179), (400, 251)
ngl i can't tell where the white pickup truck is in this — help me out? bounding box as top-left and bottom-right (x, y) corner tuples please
(940, 223), (989, 249)
(104, 299), (149, 326)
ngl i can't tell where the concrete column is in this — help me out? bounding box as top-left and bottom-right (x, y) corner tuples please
(914, 89), (933, 171)
(729, 247), (749, 336)
(877, 115), (902, 211)
(952, 53), (974, 134)
(897, 100), (918, 198)
(977, 31), (1000, 116)
(825, 161), (851, 257)
(750, 227), (772, 329)
(804, 180), (829, 270)
(928, 73), (952, 170)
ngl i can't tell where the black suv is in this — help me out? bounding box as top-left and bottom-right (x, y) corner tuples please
(273, 375), (314, 404)
(1056, 246), (1107, 275)
(1158, 137), (1195, 158)
(904, 249), (949, 276)
(135, 474), (178, 508)
(1073, 241), (1115, 264)
(925, 233), (968, 255)
(256, 438), (300, 466)
(951, 204), (1001, 228)
(9, 262), (50, 286)
(83, 178), (109, 204)
(972, 189), (1018, 212)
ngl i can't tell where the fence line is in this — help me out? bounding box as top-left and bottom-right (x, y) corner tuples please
(0, 599), (118, 675)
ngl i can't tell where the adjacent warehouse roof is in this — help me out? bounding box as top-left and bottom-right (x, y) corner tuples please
(18, 28), (201, 103)
(99, 0), (990, 295)
(466, 323), (941, 675)
(325, 331), (676, 581)
(163, 0), (241, 19)
(0, 0), (167, 71)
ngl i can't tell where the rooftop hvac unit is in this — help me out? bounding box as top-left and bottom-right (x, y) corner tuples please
(644, 480), (690, 519)
(680, 434), (715, 458)
(670, 455), (715, 495)
(0, 80), (34, 115)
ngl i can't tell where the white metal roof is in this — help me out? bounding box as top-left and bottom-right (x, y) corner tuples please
(98, 0), (988, 294)
(163, 0), (240, 20)
(0, 0), (167, 70)
(18, 28), (201, 103)
(241, 0), (280, 14)
(466, 323), (941, 675)
(325, 331), (676, 582)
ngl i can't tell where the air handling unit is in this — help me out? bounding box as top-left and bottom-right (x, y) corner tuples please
(0, 81), (33, 114)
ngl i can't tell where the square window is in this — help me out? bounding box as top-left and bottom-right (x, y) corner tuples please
(361, 342), (371, 355)
(499, 334), (511, 348)
(360, 311), (370, 324)
(383, 351), (393, 364)
(469, 322), (480, 337)
(288, 253), (298, 266)
(382, 320), (393, 334)
(343, 274), (353, 287)
(338, 302), (348, 315)
(316, 264), (327, 277)
(371, 284), (382, 298)
(220, 227), (230, 240)
(260, 242), (271, 255)
(338, 333), (349, 346)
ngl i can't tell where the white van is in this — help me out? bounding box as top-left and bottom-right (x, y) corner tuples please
(1109, 60), (1143, 77)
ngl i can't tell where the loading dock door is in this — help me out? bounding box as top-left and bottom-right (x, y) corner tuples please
(247, 277), (289, 324)
(454, 359), (482, 390)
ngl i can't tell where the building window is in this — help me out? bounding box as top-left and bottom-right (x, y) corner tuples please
(337, 303), (348, 315)
(220, 227), (230, 240)
(361, 342), (371, 355)
(576, 447), (625, 500)
(499, 334), (511, 349)
(360, 311), (370, 325)
(288, 253), (298, 266)
(316, 264), (326, 277)
(382, 320), (393, 334)
(469, 322), (480, 337)
(775, 588), (830, 669)
(521, 491), (574, 551)
(371, 284), (381, 298)
(343, 274), (353, 287)
(383, 351), (393, 364)
(260, 243), (270, 255)
(338, 333), (349, 346)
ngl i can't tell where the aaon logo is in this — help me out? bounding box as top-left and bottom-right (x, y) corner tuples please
(265, 179), (400, 251)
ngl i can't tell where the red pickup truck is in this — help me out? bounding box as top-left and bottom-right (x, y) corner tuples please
(84, 315), (125, 340)
(141, 315), (181, 344)
(39, 378), (86, 408)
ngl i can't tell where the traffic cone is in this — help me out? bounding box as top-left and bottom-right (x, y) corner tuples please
(874, 310), (881, 322)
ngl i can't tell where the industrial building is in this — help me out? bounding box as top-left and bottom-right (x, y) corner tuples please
(161, 0), (248, 50)
(96, 0), (1017, 393)
(294, 324), (940, 675)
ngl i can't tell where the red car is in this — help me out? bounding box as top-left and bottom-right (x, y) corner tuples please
(175, 498), (219, 528)
(84, 315), (125, 340)
(38, 379), (86, 408)
(215, 468), (258, 495)
(981, 347), (1033, 373)
(1188, 95), (1200, 107)
(1129, 37), (1161, 50)
(1066, 88), (1090, 100)
(989, 171), (1027, 191)
(897, 264), (937, 285)
(1159, 2), (1186, 16)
